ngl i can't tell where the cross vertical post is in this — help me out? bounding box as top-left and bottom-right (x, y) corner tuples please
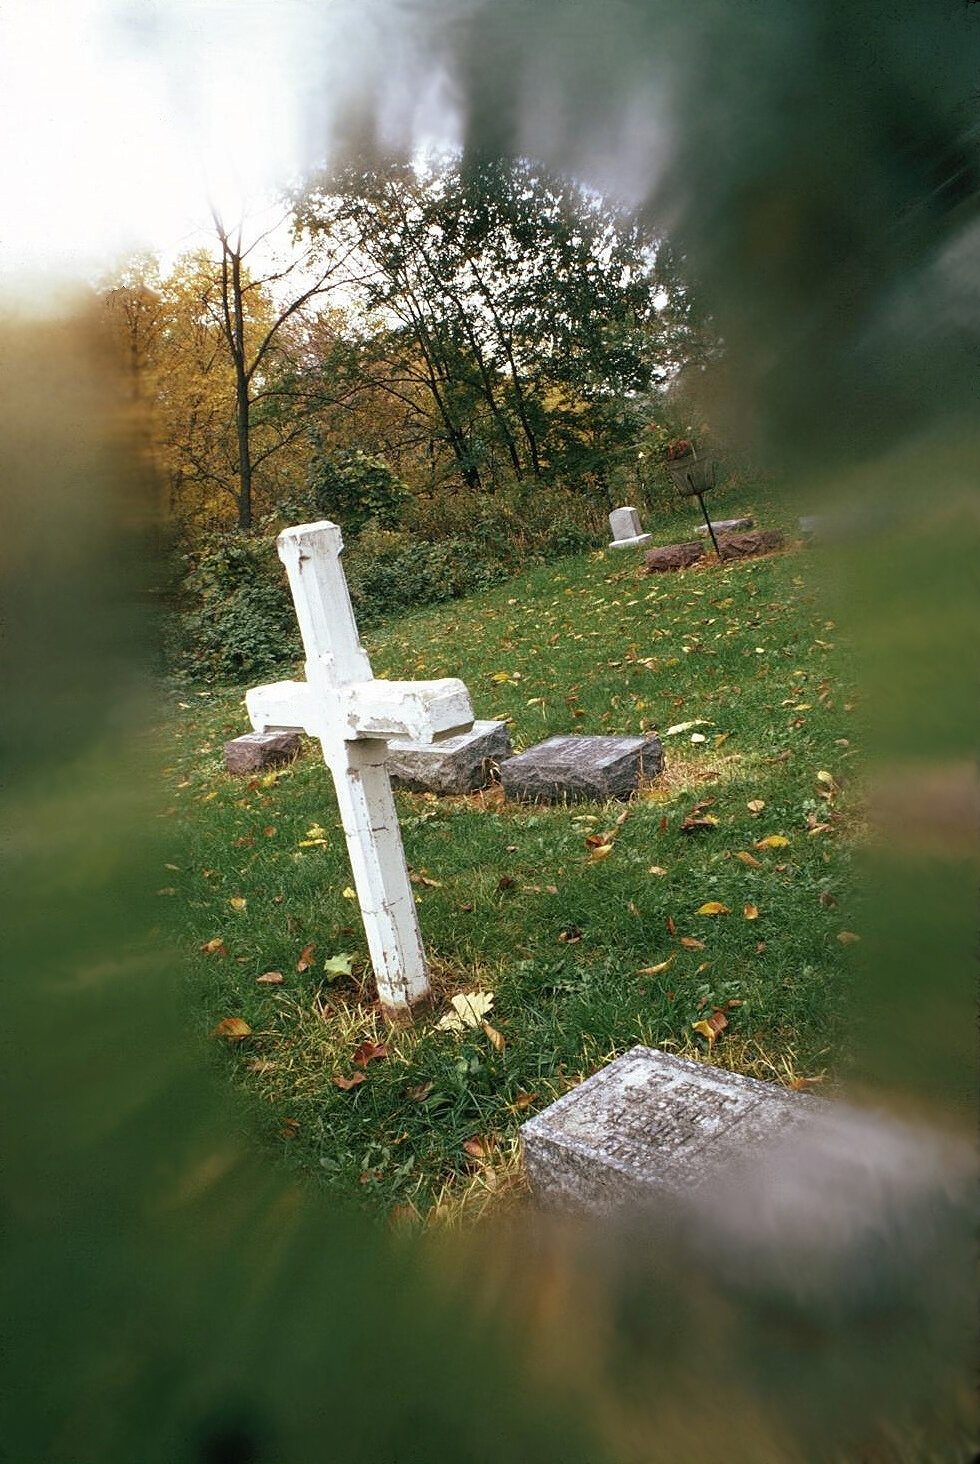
(246, 522), (474, 1023)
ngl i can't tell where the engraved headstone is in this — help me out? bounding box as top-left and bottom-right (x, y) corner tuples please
(386, 720), (513, 795)
(499, 734), (663, 804)
(608, 506), (653, 549)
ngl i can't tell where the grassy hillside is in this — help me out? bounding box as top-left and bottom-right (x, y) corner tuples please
(158, 482), (863, 1221)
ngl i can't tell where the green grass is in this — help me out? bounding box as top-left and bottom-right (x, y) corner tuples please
(158, 481), (863, 1221)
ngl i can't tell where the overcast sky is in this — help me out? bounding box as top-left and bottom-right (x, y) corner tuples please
(0, 0), (447, 303)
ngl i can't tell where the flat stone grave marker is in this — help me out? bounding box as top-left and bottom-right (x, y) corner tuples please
(499, 734), (664, 804)
(224, 729), (301, 775)
(245, 521), (475, 1022)
(521, 1046), (972, 1245)
(386, 719), (513, 796)
(695, 515), (753, 537)
(608, 505), (652, 549)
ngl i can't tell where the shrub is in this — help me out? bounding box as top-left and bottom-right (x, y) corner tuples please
(307, 449), (410, 539)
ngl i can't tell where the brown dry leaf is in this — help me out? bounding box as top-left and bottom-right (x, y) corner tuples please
(692, 1011), (728, 1042)
(211, 1017), (252, 1041)
(406, 1081), (434, 1103)
(481, 1020), (507, 1052)
(513, 1091), (538, 1111)
(256, 970), (284, 985)
(333, 1072), (367, 1091)
(280, 1118), (300, 1139)
(665, 915), (677, 936)
(296, 943), (316, 972)
(680, 936), (706, 950)
(755, 834), (790, 849)
(756, 941), (767, 954)
(263, 825), (277, 837)
(463, 1136), (491, 1160)
(746, 799), (766, 814)
(681, 816), (719, 833)
(743, 904), (760, 921)
(497, 874), (516, 890)
(388, 1203), (422, 1232)
(246, 1058), (277, 1074)
(200, 937), (227, 956)
(558, 926), (582, 944)
(156, 887), (177, 896)
(837, 930), (861, 945)
(648, 865), (668, 876)
(584, 830), (616, 849)
(734, 851), (762, 868)
(658, 815), (668, 834)
(789, 1074), (826, 1090)
(410, 870), (443, 888)
(637, 956), (675, 975)
(696, 901), (730, 916)
(819, 891), (838, 909)
(352, 1040), (388, 1067)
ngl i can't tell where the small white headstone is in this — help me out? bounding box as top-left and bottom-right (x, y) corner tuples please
(608, 506), (652, 549)
(245, 522), (475, 1022)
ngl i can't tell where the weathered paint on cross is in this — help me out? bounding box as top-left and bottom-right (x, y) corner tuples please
(245, 522), (474, 1022)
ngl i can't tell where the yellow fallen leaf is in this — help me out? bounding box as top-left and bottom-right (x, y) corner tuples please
(200, 937), (227, 956)
(734, 851), (762, 867)
(746, 799), (765, 814)
(211, 1017), (252, 1041)
(755, 834), (790, 849)
(816, 770), (837, 788)
(437, 990), (496, 1032)
(692, 1011), (728, 1042)
(637, 956), (675, 975)
(342, 886), (356, 900)
(697, 901), (731, 916)
(490, 670), (512, 683)
(587, 844), (614, 863)
(229, 896), (247, 910)
(648, 865), (669, 876)
(744, 903), (760, 920)
(481, 1020), (507, 1052)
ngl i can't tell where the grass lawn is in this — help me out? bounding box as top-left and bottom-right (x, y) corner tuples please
(158, 480), (863, 1222)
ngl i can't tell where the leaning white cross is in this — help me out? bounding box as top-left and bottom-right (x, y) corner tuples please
(245, 521), (474, 1023)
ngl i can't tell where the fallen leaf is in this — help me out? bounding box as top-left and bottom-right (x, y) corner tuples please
(756, 941), (767, 954)
(280, 1118), (300, 1138)
(513, 1091), (538, 1111)
(819, 891), (838, 909)
(296, 943), (316, 972)
(333, 1072), (366, 1091)
(263, 826), (277, 837)
(637, 956), (675, 975)
(323, 952), (354, 979)
(211, 1017), (252, 1041)
(410, 870), (443, 888)
(481, 1020), (507, 1052)
(666, 915), (677, 936)
(746, 799), (765, 814)
(696, 901), (730, 916)
(837, 930), (861, 945)
(680, 936), (706, 950)
(463, 1136), (491, 1160)
(406, 1081), (434, 1102)
(663, 719), (711, 736)
(359, 1170), (382, 1184)
(437, 991), (495, 1031)
(816, 770), (838, 790)
(342, 886), (356, 900)
(690, 732), (707, 744)
(789, 1074), (826, 1090)
(743, 903), (760, 920)
(754, 834), (790, 849)
(692, 1011), (728, 1042)
(734, 851), (762, 868)
(156, 887), (177, 896)
(229, 896), (247, 911)
(587, 844), (614, 863)
(584, 831), (615, 848)
(246, 1058), (277, 1074)
(200, 937), (227, 956)
(352, 1040), (388, 1067)
(256, 970), (284, 984)
(681, 816), (719, 833)
(558, 926), (582, 943)
(648, 865), (669, 876)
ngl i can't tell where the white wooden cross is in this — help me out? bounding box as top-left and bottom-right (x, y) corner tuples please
(245, 522), (474, 1022)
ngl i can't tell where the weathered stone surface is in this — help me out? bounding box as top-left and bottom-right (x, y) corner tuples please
(521, 1047), (971, 1241)
(695, 515), (753, 536)
(608, 505), (652, 549)
(643, 540), (703, 573)
(224, 730), (301, 775)
(387, 719), (513, 795)
(499, 734), (664, 804)
(716, 528), (784, 559)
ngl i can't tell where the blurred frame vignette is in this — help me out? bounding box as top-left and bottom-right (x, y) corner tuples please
(1, 2), (978, 1462)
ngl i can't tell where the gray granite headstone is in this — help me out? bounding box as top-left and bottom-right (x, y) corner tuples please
(608, 505), (652, 549)
(386, 719), (513, 795)
(521, 1046), (971, 1244)
(499, 734), (664, 804)
(695, 515), (753, 536)
(224, 730), (301, 774)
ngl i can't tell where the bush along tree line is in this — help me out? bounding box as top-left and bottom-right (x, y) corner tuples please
(104, 154), (718, 681)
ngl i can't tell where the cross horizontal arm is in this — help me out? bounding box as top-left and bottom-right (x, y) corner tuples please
(246, 676), (474, 744)
(246, 680), (315, 735)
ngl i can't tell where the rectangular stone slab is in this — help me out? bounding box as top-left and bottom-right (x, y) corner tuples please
(521, 1047), (818, 1212)
(695, 516), (753, 536)
(499, 734), (664, 804)
(386, 720), (513, 795)
(224, 731), (301, 775)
